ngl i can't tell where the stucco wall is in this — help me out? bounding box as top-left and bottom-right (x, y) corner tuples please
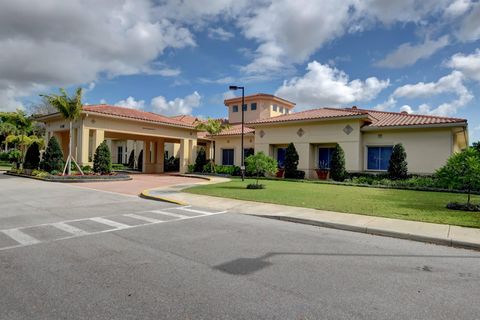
(214, 135), (255, 166)
(226, 97), (292, 124)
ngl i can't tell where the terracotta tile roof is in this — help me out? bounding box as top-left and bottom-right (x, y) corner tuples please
(247, 108), (367, 125)
(82, 105), (194, 128)
(347, 108), (467, 128)
(211, 124), (255, 136)
(247, 106), (467, 128)
(170, 114), (201, 125)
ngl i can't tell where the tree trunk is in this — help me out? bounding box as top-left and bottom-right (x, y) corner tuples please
(68, 121), (73, 175)
(212, 141), (216, 173)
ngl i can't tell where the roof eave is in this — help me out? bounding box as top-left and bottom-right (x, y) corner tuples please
(247, 114), (368, 127)
(361, 121), (468, 131)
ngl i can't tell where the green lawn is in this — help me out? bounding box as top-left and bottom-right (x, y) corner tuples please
(184, 179), (480, 228)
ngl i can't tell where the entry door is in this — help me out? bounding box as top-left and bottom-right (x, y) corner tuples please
(117, 146), (123, 164)
(277, 148), (286, 168)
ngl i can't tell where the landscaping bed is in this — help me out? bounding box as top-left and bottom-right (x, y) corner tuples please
(184, 179), (480, 228)
(5, 170), (131, 183)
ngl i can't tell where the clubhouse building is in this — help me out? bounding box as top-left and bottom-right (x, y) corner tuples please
(37, 93), (468, 178)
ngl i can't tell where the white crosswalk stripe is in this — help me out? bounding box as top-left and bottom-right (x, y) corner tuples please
(89, 217), (130, 229)
(149, 210), (189, 219)
(51, 222), (90, 236)
(123, 214), (164, 224)
(2, 229), (40, 245)
(171, 207), (227, 215)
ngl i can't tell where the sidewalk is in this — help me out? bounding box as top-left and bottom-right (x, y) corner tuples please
(142, 175), (480, 251)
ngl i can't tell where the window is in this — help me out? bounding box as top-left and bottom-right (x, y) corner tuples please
(285, 109), (290, 114)
(277, 147), (286, 168)
(279, 106), (284, 113)
(222, 149), (234, 166)
(232, 105), (238, 112)
(242, 104), (247, 111)
(272, 104), (278, 111)
(318, 147), (335, 168)
(251, 103), (257, 111)
(367, 146), (393, 171)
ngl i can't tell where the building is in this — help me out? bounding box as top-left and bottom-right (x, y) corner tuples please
(37, 93), (468, 176)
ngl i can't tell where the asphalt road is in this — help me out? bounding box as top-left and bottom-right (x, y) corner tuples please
(1, 174), (479, 320)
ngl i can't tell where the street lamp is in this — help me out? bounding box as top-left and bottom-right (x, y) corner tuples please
(229, 85), (245, 181)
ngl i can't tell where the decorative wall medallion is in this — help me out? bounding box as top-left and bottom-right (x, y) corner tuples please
(91, 119), (96, 124)
(343, 124), (353, 135)
(227, 139), (230, 143)
(297, 128), (305, 137)
(259, 130), (265, 138)
(378, 134), (383, 138)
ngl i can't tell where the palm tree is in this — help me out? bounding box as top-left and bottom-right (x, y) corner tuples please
(41, 88), (84, 175)
(0, 122), (18, 152)
(195, 118), (230, 172)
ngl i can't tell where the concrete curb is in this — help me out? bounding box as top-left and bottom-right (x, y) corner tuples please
(139, 190), (188, 206)
(255, 215), (479, 251)
(4, 171), (132, 183)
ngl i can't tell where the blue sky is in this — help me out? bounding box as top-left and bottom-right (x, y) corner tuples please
(1, 0), (479, 142)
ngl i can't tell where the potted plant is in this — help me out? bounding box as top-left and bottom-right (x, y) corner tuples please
(276, 166), (285, 178)
(315, 160), (330, 180)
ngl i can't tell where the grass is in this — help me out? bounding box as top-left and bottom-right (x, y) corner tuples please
(184, 178), (480, 228)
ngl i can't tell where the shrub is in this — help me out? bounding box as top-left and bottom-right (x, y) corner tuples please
(473, 141), (480, 153)
(446, 202), (480, 212)
(330, 144), (346, 181)
(31, 169), (49, 178)
(40, 136), (64, 173)
(287, 170), (305, 179)
(127, 150), (135, 168)
(8, 149), (22, 168)
(245, 152), (278, 188)
(215, 165), (240, 175)
(388, 143), (408, 180)
(164, 156), (179, 172)
(24, 142), (40, 170)
(81, 165), (92, 174)
(112, 163), (125, 170)
(436, 148), (480, 205)
(187, 164), (195, 173)
(284, 143), (299, 179)
(203, 161), (214, 173)
(93, 141), (112, 174)
(194, 147), (207, 172)
(247, 183), (265, 189)
(50, 170), (60, 175)
(0, 152), (8, 161)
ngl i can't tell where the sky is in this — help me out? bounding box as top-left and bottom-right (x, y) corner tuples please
(0, 0), (479, 142)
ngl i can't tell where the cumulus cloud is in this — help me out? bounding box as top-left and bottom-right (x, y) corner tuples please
(456, 1), (480, 42)
(446, 49), (480, 81)
(444, 0), (472, 18)
(376, 36), (449, 68)
(391, 71), (473, 116)
(116, 92), (201, 116)
(275, 61), (389, 109)
(0, 0), (195, 112)
(208, 27), (234, 41)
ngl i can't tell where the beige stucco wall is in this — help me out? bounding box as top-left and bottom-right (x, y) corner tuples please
(362, 127), (463, 174)
(226, 97), (293, 124)
(214, 135), (255, 166)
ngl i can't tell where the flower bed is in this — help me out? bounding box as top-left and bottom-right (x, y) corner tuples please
(5, 170), (132, 183)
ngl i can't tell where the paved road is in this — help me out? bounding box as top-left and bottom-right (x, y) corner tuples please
(1, 174), (479, 319)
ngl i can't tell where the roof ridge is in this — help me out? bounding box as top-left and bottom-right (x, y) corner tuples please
(353, 107), (466, 121)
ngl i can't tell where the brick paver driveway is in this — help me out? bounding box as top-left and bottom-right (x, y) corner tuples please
(76, 173), (205, 196)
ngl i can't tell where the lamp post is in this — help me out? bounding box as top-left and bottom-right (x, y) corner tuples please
(229, 85), (245, 181)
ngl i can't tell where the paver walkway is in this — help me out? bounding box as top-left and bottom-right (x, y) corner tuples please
(143, 175), (480, 251)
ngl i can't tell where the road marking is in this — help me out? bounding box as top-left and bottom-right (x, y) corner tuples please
(51, 222), (89, 236)
(171, 207), (227, 215)
(89, 217), (130, 229)
(149, 210), (189, 219)
(1, 229), (40, 245)
(124, 214), (164, 224)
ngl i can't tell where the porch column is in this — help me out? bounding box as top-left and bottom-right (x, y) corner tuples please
(179, 138), (189, 173)
(143, 140), (151, 173)
(155, 139), (165, 173)
(93, 129), (104, 152)
(188, 139), (197, 164)
(78, 127), (90, 165)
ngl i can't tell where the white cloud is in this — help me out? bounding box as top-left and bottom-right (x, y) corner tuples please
(446, 49), (480, 81)
(275, 61), (389, 109)
(208, 27), (234, 41)
(199, 76), (235, 84)
(376, 36), (449, 68)
(399, 105), (413, 113)
(392, 71), (473, 116)
(374, 96), (397, 111)
(116, 96), (146, 109)
(151, 91), (201, 116)
(0, 0), (195, 112)
(457, 1), (480, 41)
(444, 0), (472, 18)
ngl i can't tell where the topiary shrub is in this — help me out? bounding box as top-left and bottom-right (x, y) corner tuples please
(137, 150), (143, 172)
(93, 141), (112, 174)
(388, 143), (408, 180)
(284, 142), (299, 179)
(24, 142), (40, 170)
(127, 150), (135, 168)
(194, 147), (207, 172)
(40, 136), (64, 173)
(330, 144), (346, 181)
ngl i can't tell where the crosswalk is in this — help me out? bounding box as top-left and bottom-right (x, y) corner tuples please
(0, 206), (227, 252)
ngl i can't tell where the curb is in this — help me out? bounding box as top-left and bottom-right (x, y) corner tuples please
(4, 172), (132, 183)
(140, 190), (188, 206)
(255, 215), (480, 251)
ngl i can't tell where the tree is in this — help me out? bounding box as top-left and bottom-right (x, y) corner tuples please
(473, 141), (480, 153)
(388, 143), (408, 180)
(24, 142), (40, 170)
(284, 142), (299, 179)
(195, 118), (230, 172)
(330, 144), (346, 181)
(436, 148), (480, 205)
(245, 152), (278, 187)
(194, 147), (207, 172)
(93, 141), (112, 174)
(0, 121), (17, 152)
(0, 110), (32, 166)
(41, 88), (83, 175)
(40, 136), (64, 173)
